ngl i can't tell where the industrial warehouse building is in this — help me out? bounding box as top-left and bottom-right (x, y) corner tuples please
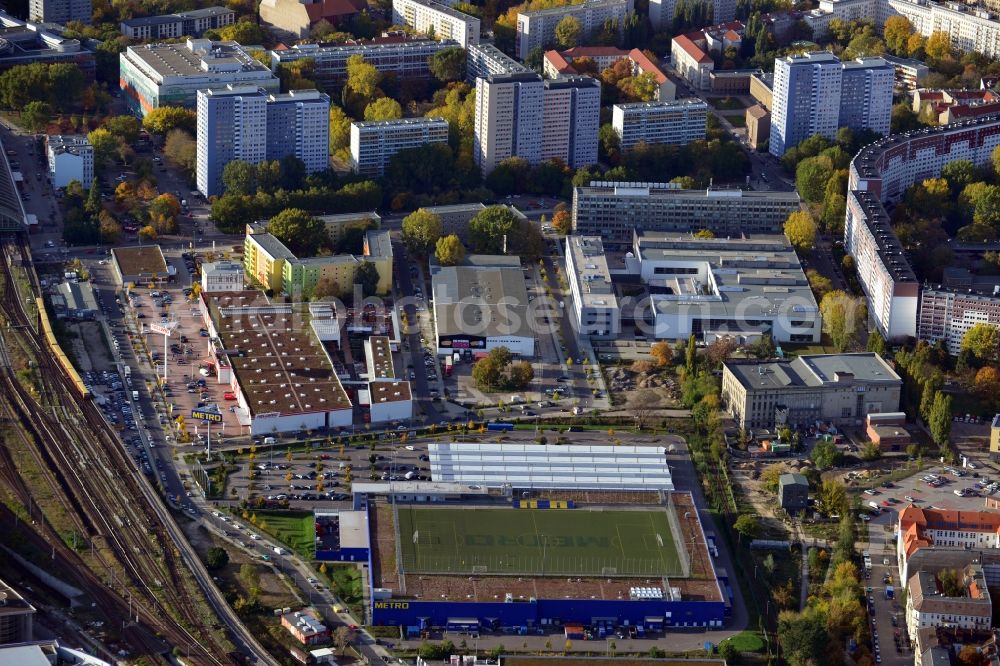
(430, 255), (534, 357)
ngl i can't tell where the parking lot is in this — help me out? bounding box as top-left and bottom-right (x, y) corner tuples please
(858, 463), (999, 516)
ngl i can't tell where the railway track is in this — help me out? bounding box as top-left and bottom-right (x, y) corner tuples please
(0, 238), (248, 663)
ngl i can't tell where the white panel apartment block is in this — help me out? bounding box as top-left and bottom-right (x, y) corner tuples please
(392, 0), (480, 48)
(515, 0), (632, 60)
(350, 117), (450, 177)
(611, 99), (708, 150)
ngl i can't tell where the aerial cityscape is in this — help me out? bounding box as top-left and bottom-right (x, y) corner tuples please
(0, 0), (1000, 661)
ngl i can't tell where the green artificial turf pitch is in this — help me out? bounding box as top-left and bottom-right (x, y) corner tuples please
(396, 506), (683, 576)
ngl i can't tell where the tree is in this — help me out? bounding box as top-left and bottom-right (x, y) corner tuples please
(718, 641), (738, 663)
(20, 100), (50, 132)
(925, 30), (952, 61)
(993, 144), (1000, 178)
(784, 210), (817, 254)
(552, 209), (572, 235)
(733, 514), (759, 540)
(428, 47), (467, 82)
(346, 54), (380, 99)
(867, 329), (886, 357)
(87, 128), (119, 169)
(222, 160), (256, 197)
(778, 610), (830, 666)
(143, 106), (197, 135)
(148, 193), (180, 233)
(974, 367), (1000, 407)
(555, 14), (583, 48)
(820, 291), (866, 352)
(98, 210), (121, 243)
(844, 27), (886, 59)
(206, 546), (230, 570)
(364, 97), (402, 121)
(796, 155), (834, 203)
(469, 205), (519, 253)
(401, 209), (443, 255)
(163, 129), (196, 178)
(104, 115), (141, 144)
(333, 626), (354, 654)
(354, 261), (380, 298)
(706, 337), (737, 367)
(818, 479), (848, 516)
(749, 334), (776, 359)
(685, 334), (697, 374)
(937, 568), (964, 597)
(961, 323), (1000, 363)
(508, 361), (534, 389)
(628, 389), (660, 428)
(329, 104), (352, 155)
(650, 341), (673, 367)
(811, 439), (841, 470)
(217, 19), (266, 44)
(138, 224), (157, 241)
(435, 234), (465, 266)
(929, 392), (952, 447)
(860, 441), (882, 461)
(958, 645), (982, 666)
(267, 208), (329, 256)
(883, 15), (914, 54)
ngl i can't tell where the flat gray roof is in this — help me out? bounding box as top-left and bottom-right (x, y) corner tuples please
(338, 510), (371, 549)
(431, 260), (532, 339)
(635, 232), (818, 322)
(125, 40), (271, 80)
(724, 353), (902, 391)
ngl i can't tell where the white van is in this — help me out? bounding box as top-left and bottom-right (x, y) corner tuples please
(263, 436), (276, 445)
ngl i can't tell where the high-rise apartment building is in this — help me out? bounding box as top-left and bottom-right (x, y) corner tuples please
(918, 286), (1000, 355)
(611, 99), (708, 150)
(541, 77), (600, 167)
(770, 51), (842, 156)
(474, 72), (599, 174)
(30, 0), (90, 25)
(349, 118), (450, 177)
(392, 0), (480, 48)
(474, 72), (544, 174)
(839, 57), (894, 135)
(265, 89), (331, 174)
(466, 43), (528, 82)
(197, 85), (330, 197)
(515, 0), (632, 60)
(770, 51), (893, 156)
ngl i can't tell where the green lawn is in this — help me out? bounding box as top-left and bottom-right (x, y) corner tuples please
(707, 96), (749, 110)
(255, 511), (315, 559)
(396, 506), (682, 576)
(725, 115), (747, 128)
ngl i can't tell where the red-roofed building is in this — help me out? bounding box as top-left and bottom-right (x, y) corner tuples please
(897, 505), (1000, 582)
(543, 47), (675, 100)
(671, 34), (714, 89)
(911, 88), (1000, 125)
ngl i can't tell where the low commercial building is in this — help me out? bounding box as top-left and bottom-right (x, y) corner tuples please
(366, 380), (413, 423)
(53, 280), (98, 320)
(778, 473), (808, 512)
(0, 12), (95, 77)
(120, 7), (235, 39)
(119, 39), (279, 116)
(350, 117), (449, 177)
(200, 293), (353, 434)
(906, 566), (992, 642)
(746, 104), (770, 150)
(392, 0), (480, 48)
(865, 412), (910, 452)
(317, 211), (381, 247)
(280, 610), (330, 645)
(45, 135), (93, 189)
(709, 69), (755, 94)
(243, 223), (392, 298)
(611, 99), (707, 149)
(572, 181), (800, 244)
(515, 0), (632, 60)
(720, 353), (902, 430)
(430, 255), (534, 357)
(543, 46), (674, 101)
(111, 245), (171, 287)
(201, 261), (244, 293)
(882, 54), (928, 90)
(632, 232), (821, 344)
(564, 235), (620, 338)
(270, 38), (458, 89)
(259, 0), (366, 39)
(467, 42), (528, 82)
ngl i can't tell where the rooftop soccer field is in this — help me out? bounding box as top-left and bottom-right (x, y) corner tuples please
(395, 506), (684, 577)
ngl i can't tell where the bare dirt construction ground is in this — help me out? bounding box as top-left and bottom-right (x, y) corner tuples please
(182, 521), (302, 610)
